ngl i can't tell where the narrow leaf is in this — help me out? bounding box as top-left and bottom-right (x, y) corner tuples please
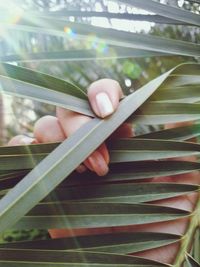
(0, 249), (168, 266)
(118, 0), (200, 26)
(0, 63), (86, 99)
(14, 203), (188, 229)
(2, 137), (200, 169)
(135, 124), (200, 141)
(30, 10), (191, 25)
(1, 160), (200, 188)
(109, 138), (200, 162)
(186, 254), (200, 267)
(2, 16), (200, 57)
(0, 232), (181, 254)
(131, 102), (200, 125)
(0, 63), (92, 116)
(0, 48), (165, 62)
(151, 86), (200, 103)
(41, 183), (199, 204)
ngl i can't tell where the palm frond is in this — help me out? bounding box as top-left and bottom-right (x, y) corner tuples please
(0, 1), (199, 266)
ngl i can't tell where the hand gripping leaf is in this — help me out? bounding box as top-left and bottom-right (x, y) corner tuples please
(0, 63), (199, 234)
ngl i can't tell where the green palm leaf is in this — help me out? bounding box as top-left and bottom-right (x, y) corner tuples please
(15, 203), (188, 230)
(119, 0), (200, 26)
(1, 180), (198, 204)
(0, 232), (181, 254)
(0, 63), (92, 116)
(2, 16), (200, 57)
(0, 160), (199, 187)
(136, 124), (200, 141)
(186, 254), (200, 267)
(27, 10), (193, 25)
(0, 48), (166, 62)
(0, 1), (199, 265)
(0, 249), (169, 267)
(2, 138), (200, 170)
(0, 63), (193, 233)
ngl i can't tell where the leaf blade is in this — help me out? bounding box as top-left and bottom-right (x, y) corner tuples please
(0, 64), (193, 233)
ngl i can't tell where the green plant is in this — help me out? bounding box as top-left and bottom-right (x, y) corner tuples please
(0, 0), (199, 266)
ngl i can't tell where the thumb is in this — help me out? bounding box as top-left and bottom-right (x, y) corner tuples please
(87, 79), (123, 118)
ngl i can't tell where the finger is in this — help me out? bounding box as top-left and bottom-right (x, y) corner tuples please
(83, 143), (110, 174)
(98, 143), (109, 164)
(34, 115), (87, 173)
(87, 79), (123, 118)
(56, 108), (109, 176)
(34, 115), (66, 143)
(56, 108), (91, 136)
(109, 123), (134, 139)
(76, 164), (87, 173)
(7, 135), (36, 146)
(84, 149), (109, 176)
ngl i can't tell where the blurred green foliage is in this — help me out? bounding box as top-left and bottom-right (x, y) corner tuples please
(0, 229), (49, 243)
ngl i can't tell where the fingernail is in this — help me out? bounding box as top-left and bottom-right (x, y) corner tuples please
(20, 136), (35, 145)
(88, 151), (109, 176)
(95, 92), (114, 118)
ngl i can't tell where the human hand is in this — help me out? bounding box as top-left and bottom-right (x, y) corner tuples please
(8, 79), (200, 264)
(8, 79), (132, 176)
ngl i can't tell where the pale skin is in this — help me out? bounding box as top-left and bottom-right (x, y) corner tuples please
(8, 79), (200, 264)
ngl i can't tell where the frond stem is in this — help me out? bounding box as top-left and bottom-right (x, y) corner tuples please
(173, 189), (200, 266)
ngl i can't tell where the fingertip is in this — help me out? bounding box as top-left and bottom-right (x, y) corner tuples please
(88, 152), (109, 176)
(88, 79), (123, 118)
(34, 115), (66, 143)
(98, 143), (110, 165)
(84, 150), (109, 176)
(76, 164), (87, 173)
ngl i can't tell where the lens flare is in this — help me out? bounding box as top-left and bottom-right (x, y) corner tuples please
(64, 26), (76, 38)
(86, 34), (108, 54)
(0, 5), (24, 38)
(0, 4), (24, 24)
